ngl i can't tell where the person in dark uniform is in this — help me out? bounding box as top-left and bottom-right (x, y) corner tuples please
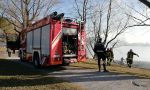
(107, 48), (114, 66)
(106, 48), (110, 65)
(94, 38), (108, 72)
(126, 49), (139, 68)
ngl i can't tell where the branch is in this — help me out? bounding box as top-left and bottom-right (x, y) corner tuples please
(74, 0), (82, 19)
(43, 0), (59, 16)
(0, 9), (6, 17)
(30, 0), (41, 21)
(5, 8), (22, 24)
(10, 0), (22, 12)
(127, 24), (150, 27)
(106, 16), (130, 48)
(126, 12), (150, 26)
(139, 0), (150, 8)
(112, 41), (119, 48)
(98, 11), (102, 39)
(4, 17), (22, 32)
(126, 4), (148, 19)
(104, 0), (112, 45)
(127, 14), (145, 23)
(82, 0), (88, 22)
(86, 44), (94, 58)
(28, 0), (36, 12)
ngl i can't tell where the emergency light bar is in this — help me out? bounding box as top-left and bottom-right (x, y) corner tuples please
(50, 11), (64, 20)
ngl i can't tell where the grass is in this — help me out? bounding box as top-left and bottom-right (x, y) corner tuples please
(2, 58), (150, 90)
(0, 59), (85, 90)
(71, 59), (150, 78)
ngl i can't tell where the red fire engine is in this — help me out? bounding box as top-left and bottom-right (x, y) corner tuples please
(19, 12), (86, 67)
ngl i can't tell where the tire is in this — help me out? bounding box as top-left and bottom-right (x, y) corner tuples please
(62, 59), (70, 66)
(19, 51), (24, 62)
(33, 54), (41, 68)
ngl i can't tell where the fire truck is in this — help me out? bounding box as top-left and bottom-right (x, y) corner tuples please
(19, 12), (86, 67)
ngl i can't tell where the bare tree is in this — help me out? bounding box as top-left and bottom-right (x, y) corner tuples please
(124, 0), (150, 27)
(72, 0), (149, 58)
(74, 0), (94, 23)
(135, 0), (150, 26)
(1, 0), (59, 32)
(86, 0), (132, 57)
(73, 0), (132, 58)
(74, 0), (95, 57)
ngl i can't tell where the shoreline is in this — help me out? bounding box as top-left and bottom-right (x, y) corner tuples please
(72, 59), (150, 78)
(114, 60), (150, 70)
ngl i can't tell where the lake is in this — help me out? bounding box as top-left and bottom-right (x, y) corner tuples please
(87, 45), (150, 69)
(113, 45), (150, 69)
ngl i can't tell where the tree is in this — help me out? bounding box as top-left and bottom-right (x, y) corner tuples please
(1, 0), (59, 32)
(0, 17), (18, 41)
(74, 0), (100, 57)
(73, 0), (150, 58)
(0, 17), (15, 33)
(124, 0), (150, 27)
(74, 0), (94, 23)
(86, 0), (132, 57)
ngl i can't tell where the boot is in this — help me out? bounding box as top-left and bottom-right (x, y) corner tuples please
(98, 65), (101, 72)
(103, 64), (109, 72)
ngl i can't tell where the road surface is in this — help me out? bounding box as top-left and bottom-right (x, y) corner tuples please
(48, 66), (150, 90)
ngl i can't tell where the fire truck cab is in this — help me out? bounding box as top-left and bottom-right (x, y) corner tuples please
(19, 12), (86, 67)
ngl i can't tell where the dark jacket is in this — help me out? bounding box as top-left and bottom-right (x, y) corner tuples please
(107, 50), (114, 58)
(127, 51), (137, 59)
(94, 42), (106, 54)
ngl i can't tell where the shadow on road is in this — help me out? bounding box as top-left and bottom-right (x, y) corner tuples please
(0, 59), (41, 76)
(0, 59), (67, 87)
(0, 59), (66, 76)
(0, 58), (148, 88)
(0, 76), (65, 87)
(49, 66), (147, 82)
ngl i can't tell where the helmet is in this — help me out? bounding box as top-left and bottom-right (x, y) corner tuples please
(130, 49), (132, 52)
(98, 38), (102, 43)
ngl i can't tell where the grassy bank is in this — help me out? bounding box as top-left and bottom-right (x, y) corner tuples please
(0, 59), (85, 90)
(71, 59), (150, 78)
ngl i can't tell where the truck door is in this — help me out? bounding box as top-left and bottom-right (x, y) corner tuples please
(78, 25), (86, 62)
(50, 20), (63, 65)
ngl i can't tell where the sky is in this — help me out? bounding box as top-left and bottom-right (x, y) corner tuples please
(118, 0), (150, 44)
(53, 0), (150, 44)
(52, 0), (75, 18)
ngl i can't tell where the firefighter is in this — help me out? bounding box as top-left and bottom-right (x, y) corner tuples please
(106, 48), (110, 65)
(7, 48), (11, 57)
(63, 43), (69, 54)
(120, 57), (124, 65)
(63, 45), (68, 54)
(94, 38), (108, 72)
(107, 48), (114, 66)
(126, 49), (139, 68)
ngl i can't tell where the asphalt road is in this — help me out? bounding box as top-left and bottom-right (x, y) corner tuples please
(48, 66), (150, 90)
(4, 53), (150, 90)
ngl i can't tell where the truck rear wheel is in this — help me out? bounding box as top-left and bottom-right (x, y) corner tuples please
(19, 51), (24, 62)
(62, 59), (70, 66)
(33, 54), (41, 68)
